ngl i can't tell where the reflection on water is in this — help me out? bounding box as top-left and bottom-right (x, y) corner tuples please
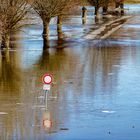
(0, 50), (22, 140)
(0, 51), (21, 88)
(1, 38), (140, 139)
(1, 4), (140, 140)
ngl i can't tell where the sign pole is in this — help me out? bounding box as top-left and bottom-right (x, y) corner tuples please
(45, 90), (49, 110)
(42, 73), (53, 129)
(42, 73), (53, 109)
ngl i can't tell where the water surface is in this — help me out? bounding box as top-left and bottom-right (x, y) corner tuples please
(0, 4), (140, 140)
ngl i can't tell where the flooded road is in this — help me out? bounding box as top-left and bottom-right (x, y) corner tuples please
(0, 4), (140, 140)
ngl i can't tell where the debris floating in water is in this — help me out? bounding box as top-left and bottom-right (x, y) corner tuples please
(60, 128), (69, 131)
(132, 126), (135, 128)
(0, 112), (8, 115)
(108, 131), (111, 134)
(108, 73), (114, 76)
(37, 96), (44, 99)
(102, 110), (116, 114)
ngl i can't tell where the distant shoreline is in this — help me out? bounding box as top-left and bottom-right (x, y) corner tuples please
(125, 0), (140, 4)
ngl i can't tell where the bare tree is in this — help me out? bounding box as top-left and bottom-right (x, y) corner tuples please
(88, 0), (114, 15)
(115, 0), (124, 14)
(31, 0), (80, 43)
(57, 0), (81, 39)
(0, 0), (29, 49)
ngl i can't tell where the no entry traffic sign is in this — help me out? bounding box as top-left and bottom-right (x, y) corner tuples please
(42, 74), (53, 84)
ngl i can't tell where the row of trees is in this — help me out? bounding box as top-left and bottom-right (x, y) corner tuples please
(88, 0), (113, 15)
(0, 0), (122, 49)
(0, 0), (29, 49)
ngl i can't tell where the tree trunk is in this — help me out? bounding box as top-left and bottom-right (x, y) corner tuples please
(82, 7), (87, 19)
(42, 18), (50, 48)
(82, 7), (87, 24)
(1, 34), (10, 49)
(57, 15), (62, 26)
(102, 6), (108, 15)
(43, 39), (50, 49)
(94, 6), (99, 16)
(82, 18), (87, 25)
(120, 3), (124, 15)
(57, 15), (63, 39)
(57, 15), (64, 48)
(115, 2), (120, 8)
(1, 49), (10, 60)
(95, 16), (99, 24)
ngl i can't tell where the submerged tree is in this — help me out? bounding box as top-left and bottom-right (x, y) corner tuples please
(88, 0), (114, 15)
(31, 0), (80, 44)
(0, 0), (29, 49)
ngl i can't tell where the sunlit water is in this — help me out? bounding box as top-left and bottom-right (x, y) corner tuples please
(0, 4), (140, 140)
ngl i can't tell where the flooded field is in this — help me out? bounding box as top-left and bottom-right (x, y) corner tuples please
(0, 4), (140, 140)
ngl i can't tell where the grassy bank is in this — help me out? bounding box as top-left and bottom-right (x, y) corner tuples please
(125, 0), (140, 3)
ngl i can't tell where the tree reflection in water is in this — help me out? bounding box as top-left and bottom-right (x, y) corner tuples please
(0, 49), (22, 140)
(0, 38), (125, 139)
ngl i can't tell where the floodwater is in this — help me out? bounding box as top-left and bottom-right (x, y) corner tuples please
(0, 4), (140, 140)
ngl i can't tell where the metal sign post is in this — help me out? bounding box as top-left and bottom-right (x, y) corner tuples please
(42, 74), (53, 108)
(44, 90), (49, 109)
(42, 74), (53, 130)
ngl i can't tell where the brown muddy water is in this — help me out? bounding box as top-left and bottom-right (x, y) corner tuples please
(0, 4), (140, 140)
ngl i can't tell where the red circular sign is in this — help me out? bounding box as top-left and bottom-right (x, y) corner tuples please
(42, 74), (53, 84)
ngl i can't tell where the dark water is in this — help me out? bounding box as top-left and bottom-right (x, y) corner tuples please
(0, 4), (140, 140)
